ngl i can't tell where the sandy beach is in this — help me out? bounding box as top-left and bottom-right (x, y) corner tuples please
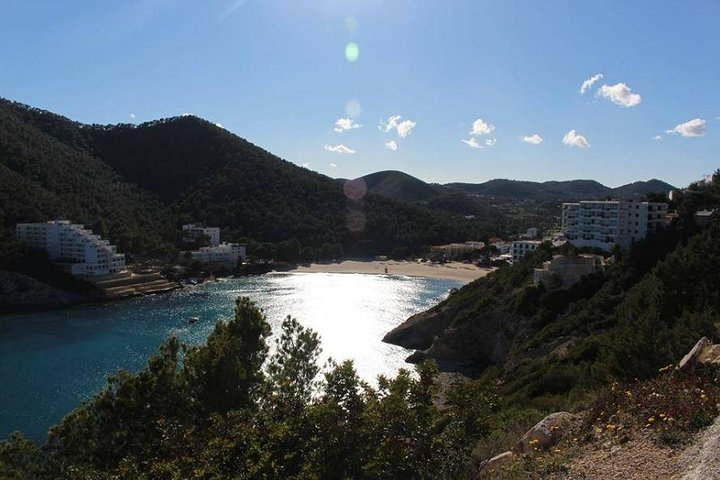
(283, 259), (494, 284)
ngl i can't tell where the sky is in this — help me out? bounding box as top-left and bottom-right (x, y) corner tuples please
(0, 0), (718, 188)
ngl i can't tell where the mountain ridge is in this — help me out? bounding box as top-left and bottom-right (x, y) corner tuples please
(356, 170), (675, 203)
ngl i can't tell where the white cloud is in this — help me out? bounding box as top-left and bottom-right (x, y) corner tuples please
(652, 135), (663, 141)
(485, 138), (497, 146)
(302, 162), (310, 168)
(215, 123), (225, 129)
(130, 113), (136, 119)
(666, 118), (706, 137)
(562, 130), (590, 148)
(469, 118), (495, 136)
(324, 144), (356, 154)
(597, 83), (642, 107)
(379, 115), (417, 138)
(385, 140), (398, 151)
(333, 117), (362, 133)
(329, 163), (338, 168)
(461, 138), (482, 149)
(580, 73), (603, 94)
(521, 134), (544, 144)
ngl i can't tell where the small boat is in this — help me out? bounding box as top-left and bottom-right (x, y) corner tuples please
(189, 316), (199, 325)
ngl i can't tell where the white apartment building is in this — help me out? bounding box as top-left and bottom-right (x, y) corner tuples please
(182, 224), (221, 246)
(190, 243), (246, 266)
(562, 200), (668, 252)
(16, 220), (126, 277)
(512, 240), (542, 262)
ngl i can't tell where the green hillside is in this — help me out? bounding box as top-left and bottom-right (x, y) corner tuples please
(610, 179), (676, 199)
(0, 100), (174, 255)
(445, 178), (674, 200)
(0, 99), (476, 264)
(385, 173), (719, 409)
(360, 170), (443, 203)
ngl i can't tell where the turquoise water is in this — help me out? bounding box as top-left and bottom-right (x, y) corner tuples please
(0, 272), (460, 442)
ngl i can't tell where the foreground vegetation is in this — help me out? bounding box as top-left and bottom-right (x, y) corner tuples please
(0, 298), (524, 479)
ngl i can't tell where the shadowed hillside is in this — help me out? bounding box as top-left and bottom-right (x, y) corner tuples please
(0, 99), (475, 263)
(445, 178), (674, 200)
(360, 170), (443, 203)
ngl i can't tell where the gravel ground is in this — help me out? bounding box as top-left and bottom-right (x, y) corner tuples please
(554, 432), (678, 479)
(547, 416), (720, 480)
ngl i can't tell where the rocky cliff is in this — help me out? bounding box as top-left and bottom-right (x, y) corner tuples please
(0, 271), (101, 314)
(383, 305), (518, 373)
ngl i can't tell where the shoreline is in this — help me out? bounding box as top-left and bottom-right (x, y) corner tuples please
(1, 261), (493, 316)
(277, 259), (495, 284)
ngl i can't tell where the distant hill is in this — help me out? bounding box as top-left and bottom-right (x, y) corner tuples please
(445, 178), (674, 201)
(610, 179), (676, 199)
(355, 171), (675, 204)
(360, 170), (443, 203)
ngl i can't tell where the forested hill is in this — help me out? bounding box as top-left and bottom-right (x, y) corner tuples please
(356, 171), (675, 203)
(0, 99), (474, 261)
(445, 178), (675, 200)
(359, 170), (444, 203)
(0, 100), (173, 255)
(385, 173), (720, 407)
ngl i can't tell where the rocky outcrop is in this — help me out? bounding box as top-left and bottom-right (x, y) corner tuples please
(474, 451), (514, 479)
(677, 412), (720, 479)
(677, 337), (720, 370)
(474, 411), (580, 478)
(416, 311), (514, 370)
(0, 271), (99, 313)
(384, 305), (519, 373)
(512, 411), (580, 455)
(382, 304), (457, 351)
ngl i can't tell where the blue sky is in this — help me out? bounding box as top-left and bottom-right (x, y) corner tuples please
(1, 0), (718, 187)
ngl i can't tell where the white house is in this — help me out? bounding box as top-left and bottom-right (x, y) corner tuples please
(189, 243), (246, 266)
(182, 224), (221, 246)
(562, 200), (668, 252)
(533, 254), (604, 290)
(16, 220), (126, 277)
(511, 240), (542, 262)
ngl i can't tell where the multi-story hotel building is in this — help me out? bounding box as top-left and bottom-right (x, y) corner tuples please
(511, 240), (542, 262)
(182, 224), (221, 246)
(561, 200), (668, 252)
(190, 242), (246, 266)
(16, 220), (126, 276)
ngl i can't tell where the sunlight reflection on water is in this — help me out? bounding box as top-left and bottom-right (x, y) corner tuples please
(0, 273), (460, 441)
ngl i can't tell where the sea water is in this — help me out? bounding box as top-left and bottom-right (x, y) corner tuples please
(0, 272), (460, 442)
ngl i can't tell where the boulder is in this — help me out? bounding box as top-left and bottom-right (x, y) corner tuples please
(474, 451), (514, 479)
(512, 411), (579, 455)
(678, 337), (720, 370)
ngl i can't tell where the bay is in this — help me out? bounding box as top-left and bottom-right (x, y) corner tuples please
(0, 272), (460, 442)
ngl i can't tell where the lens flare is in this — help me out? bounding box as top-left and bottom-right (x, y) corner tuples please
(345, 16), (358, 33)
(346, 210), (366, 233)
(344, 178), (367, 200)
(345, 42), (360, 62)
(346, 99), (361, 118)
